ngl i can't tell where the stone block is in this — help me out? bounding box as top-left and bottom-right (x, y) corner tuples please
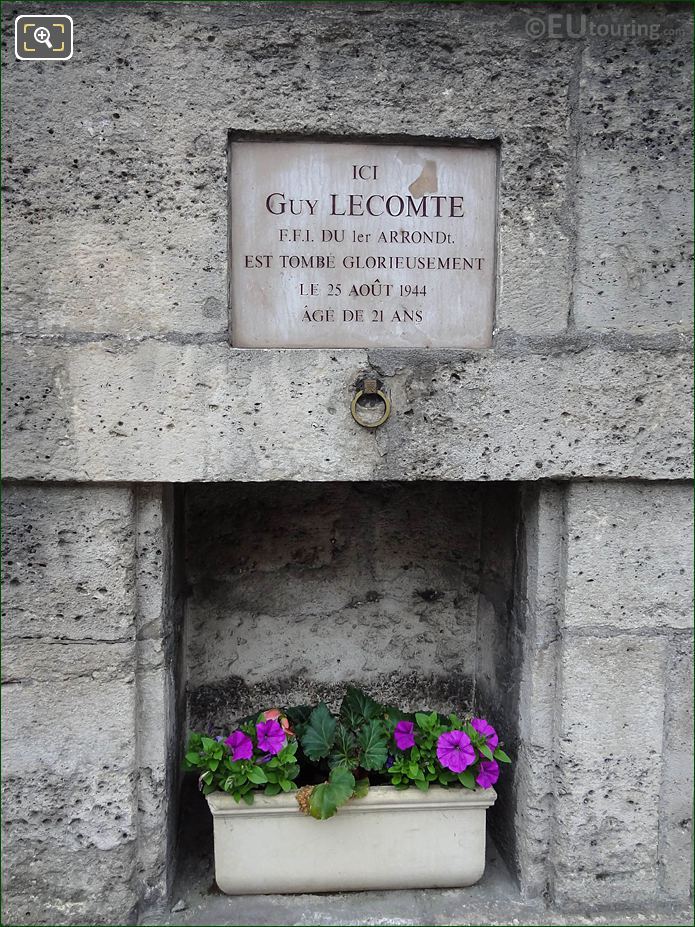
(575, 11), (693, 333)
(513, 485), (565, 898)
(659, 636), (694, 901)
(553, 634), (667, 906)
(2, 484), (136, 641)
(1, 676), (136, 778)
(564, 482), (693, 630)
(2, 339), (692, 483)
(1, 215), (227, 337)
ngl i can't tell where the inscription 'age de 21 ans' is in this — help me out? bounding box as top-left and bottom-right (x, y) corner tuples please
(230, 140), (497, 349)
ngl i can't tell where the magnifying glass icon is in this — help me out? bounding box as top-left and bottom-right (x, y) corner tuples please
(34, 26), (53, 49)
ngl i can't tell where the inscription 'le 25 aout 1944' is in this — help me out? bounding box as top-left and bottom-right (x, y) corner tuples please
(230, 140), (497, 349)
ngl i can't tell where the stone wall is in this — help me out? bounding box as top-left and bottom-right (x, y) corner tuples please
(1, 1), (692, 924)
(185, 481), (519, 728)
(2, 485), (182, 924)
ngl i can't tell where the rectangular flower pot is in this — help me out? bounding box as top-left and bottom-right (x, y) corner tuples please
(207, 785), (497, 894)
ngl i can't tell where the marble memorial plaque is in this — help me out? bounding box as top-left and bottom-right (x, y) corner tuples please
(230, 140), (497, 348)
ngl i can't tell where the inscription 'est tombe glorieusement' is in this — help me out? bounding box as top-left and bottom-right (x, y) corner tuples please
(230, 140), (497, 348)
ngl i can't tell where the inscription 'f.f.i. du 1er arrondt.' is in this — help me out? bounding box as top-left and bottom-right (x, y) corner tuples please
(230, 139), (497, 348)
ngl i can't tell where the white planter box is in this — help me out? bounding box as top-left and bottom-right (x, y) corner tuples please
(207, 785), (497, 895)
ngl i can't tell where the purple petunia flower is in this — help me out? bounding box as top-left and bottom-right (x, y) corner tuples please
(256, 719), (286, 755)
(475, 759), (500, 789)
(385, 754), (395, 769)
(437, 730), (476, 773)
(393, 720), (416, 751)
(224, 730), (253, 762)
(471, 718), (499, 751)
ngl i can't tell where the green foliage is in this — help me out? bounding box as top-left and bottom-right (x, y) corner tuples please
(384, 708), (510, 793)
(301, 703), (338, 760)
(183, 729), (300, 804)
(328, 723), (358, 769)
(356, 719), (389, 770)
(184, 687), (511, 821)
(340, 685), (383, 728)
(300, 690), (389, 774)
(309, 767), (356, 819)
(285, 704), (313, 739)
(352, 776), (370, 799)
(387, 713), (453, 791)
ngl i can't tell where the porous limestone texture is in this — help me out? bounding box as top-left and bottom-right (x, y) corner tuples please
(1, 1), (692, 925)
(1, 484), (183, 925)
(185, 481), (503, 729)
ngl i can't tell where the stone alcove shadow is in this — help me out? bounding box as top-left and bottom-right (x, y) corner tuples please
(170, 480), (525, 903)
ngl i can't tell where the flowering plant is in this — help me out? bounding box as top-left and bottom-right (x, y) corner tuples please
(385, 711), (510, 792)
(183, 709), (300, 804)
(184, 688), (510, 819)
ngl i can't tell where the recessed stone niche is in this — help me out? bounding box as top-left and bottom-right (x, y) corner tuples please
(184, 481), (520, 746)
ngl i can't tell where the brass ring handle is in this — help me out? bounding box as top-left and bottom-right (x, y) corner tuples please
(350, 388), (391, 429)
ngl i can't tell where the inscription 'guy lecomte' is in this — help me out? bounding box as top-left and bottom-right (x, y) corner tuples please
(230, 141), (497, 348)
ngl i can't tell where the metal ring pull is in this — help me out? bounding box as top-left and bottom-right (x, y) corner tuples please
(350, 376), (391, 429)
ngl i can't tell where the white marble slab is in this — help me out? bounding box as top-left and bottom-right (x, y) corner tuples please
(230, 140), (497, 348)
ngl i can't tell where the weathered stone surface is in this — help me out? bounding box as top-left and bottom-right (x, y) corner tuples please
(1, 484), (182, 925)
(1, 0), (693, 922)
(1, 484), (139, 925)
(564, 482), (694, 630)
(553, 634), (668, 906)
(659, 636), (694, 901)
(575, 10), (693, 333)
(185, 482), (485, 728)
(1, 676), (139, 925)
(1, 484), (136, 640)
(1, 215), (227, 338)
(133, 485), (183, 912)
(1, 2), (576, 340)
(2, 338), (691, 482)
(512, 485), (565, 900)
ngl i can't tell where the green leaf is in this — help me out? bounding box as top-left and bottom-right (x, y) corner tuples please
(201, 736), (215, 752)
(479, 744), (494, 761)
(415, 712), (435, 731)
(265, 782), (281, 796)
(357, 720), (389, 771)
(352, 777), (370, 800)
(285, 705), (313, 738)
(383, 704), (411, 724)
(184, 751), (201, 766)
(279, 778), (294, 792)
(494, 748), (512, 763)
(284, 764), (300, 781)
(309, 767), (355, 820)
(340, 686), (383, 729)
(279, 739), (299, 760)
(301, 703), (337, 761)
(329, 723), (358, 769)
(246, 765), (268, 785)
(241, 791), (254, 805)
(458, 770), (476, 790)
(414, 777), (430, 792)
